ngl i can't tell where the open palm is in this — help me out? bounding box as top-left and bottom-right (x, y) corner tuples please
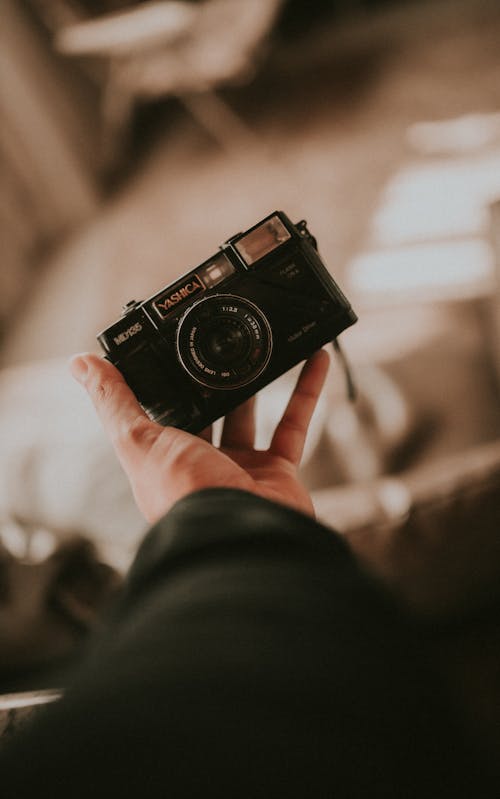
(70, 350), (329, 523)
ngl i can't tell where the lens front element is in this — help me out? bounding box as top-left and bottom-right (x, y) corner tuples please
(177, 295), (272, 389)
(203, 319), (248, 366)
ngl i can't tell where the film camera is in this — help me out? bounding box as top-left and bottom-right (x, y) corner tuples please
(97, 211), (357, 433)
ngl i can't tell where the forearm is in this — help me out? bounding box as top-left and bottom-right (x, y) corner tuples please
(0, 489), (481, 798)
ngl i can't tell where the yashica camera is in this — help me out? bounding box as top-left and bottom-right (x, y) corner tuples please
(97, 211), (357, 433)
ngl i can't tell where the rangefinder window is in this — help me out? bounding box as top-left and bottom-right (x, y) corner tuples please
(197, 253), (236, 288)
(235, 216), (291, 266)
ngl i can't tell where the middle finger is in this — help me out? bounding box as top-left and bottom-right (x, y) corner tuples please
(220, 396), (256, 450)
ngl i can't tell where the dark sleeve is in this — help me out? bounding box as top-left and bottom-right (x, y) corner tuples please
(0, 489), (483, 798)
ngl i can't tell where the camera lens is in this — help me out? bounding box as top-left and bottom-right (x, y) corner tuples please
(176, 295), (272, 389)
(203, 320), (249, 366)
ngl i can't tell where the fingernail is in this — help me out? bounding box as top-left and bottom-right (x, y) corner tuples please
(70, 355), (89, 385)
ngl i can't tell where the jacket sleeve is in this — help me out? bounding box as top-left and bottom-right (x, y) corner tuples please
(0, 489), (482, 798)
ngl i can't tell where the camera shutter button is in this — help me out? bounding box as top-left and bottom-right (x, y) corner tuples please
(122, 300), (140, 316)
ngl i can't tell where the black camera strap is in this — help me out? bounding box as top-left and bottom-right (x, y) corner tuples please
(332, 339), (357, 403)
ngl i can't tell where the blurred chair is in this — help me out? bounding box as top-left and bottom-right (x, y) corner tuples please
(0, 0), (99, 331)
(51, 0), (285, 167)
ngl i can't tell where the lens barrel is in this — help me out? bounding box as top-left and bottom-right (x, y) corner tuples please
(176, 295), (272, 389)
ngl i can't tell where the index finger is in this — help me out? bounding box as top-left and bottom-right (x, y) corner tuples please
(269, 349), (329, 465)
(70, 353), (155, 456)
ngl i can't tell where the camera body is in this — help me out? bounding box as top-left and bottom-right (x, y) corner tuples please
(97, 211), (357, 433)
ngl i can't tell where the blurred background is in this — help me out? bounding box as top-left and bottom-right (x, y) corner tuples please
(1, 0), (500, 753)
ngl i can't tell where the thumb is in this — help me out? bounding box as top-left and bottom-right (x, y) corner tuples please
(70, 353), (155, 457)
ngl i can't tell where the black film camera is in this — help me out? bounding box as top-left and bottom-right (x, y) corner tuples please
(97, 211), (357, 433)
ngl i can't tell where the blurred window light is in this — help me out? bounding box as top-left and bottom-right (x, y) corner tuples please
(55, 2), (197, 56)
(407, 113), (500, 156)
(27, 528), (57, 562)
(348, 239), (495, 306)
(344, 306), (453, 366)
(0, 523), (57, 562)
(376, 479), (412, 522)
(1, 521), (28, 559)
(371, 153), (500, 246)
(0, 690), (62, 712)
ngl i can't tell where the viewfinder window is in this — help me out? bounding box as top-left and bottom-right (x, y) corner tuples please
(235, 216), (291, 266)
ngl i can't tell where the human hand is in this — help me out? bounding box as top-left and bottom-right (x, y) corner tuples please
(70, 350), (329, 523)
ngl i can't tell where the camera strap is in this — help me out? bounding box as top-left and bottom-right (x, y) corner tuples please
(332, 339), (357, 402)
